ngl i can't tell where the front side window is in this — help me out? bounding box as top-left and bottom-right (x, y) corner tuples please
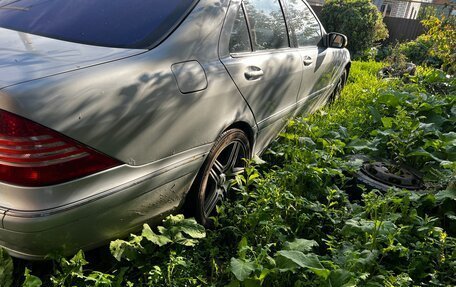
(0, 0), (197, 48)
(285, 0), (321, 47)
(243, 0), (288, 50)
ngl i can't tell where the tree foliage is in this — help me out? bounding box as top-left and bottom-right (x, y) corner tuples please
(420, 16), (455, 74)
(320, 0), (388, 56)
(399, 16), (456, 75)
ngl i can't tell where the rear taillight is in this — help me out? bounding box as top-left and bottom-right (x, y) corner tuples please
(0, 109), (122, 187)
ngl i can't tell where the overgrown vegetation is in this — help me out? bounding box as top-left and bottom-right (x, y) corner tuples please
(372, 16), (455, 75)
(2, 60), (454, 287)
(400, 16), (455, 75)
(320, 0), (389, 57)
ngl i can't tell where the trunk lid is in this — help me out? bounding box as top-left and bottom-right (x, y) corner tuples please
(0, 28), (146, 89)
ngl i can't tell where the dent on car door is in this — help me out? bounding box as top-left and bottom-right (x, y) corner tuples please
(219, 0), (302, 152)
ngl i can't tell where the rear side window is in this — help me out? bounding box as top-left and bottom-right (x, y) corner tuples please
(229, 6), (252, 53)
(0, 0), (197, 49)
(243, 0), (288, 51)
(285, 0), (321, 47)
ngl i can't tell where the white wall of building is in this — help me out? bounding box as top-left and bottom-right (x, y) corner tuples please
(375, 0), (432, 19)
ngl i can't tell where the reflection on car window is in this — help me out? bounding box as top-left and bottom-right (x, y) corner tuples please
(229, 6), (252, 53)
(243, 0), (288, 50)
(332, 35), (343, 48)
(0, 0), (196, 49)
(286, 0), (321, 47)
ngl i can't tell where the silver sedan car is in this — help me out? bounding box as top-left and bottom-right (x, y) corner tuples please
(0, 0), (350, 259)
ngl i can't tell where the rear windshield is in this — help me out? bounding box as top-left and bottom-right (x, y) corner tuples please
(0, 0), (197, 48)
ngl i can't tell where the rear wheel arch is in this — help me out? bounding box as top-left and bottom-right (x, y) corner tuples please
(224, 121), (255, 151)
(184, 126), (252, 227)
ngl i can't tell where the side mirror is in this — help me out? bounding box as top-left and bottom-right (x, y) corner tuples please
(324, 32), (348, 49)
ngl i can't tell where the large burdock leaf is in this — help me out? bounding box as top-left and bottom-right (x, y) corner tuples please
(230, 258), (255, 281)
(436, 187), (456, 202)
(327, 269), (355, 287)
(161, 215), (206, 246)
(346, 138), (377, 152)
(276, 251), (330, 279)
(175, 217), (206, 239)
(284, 239), (318, 253)
(142, 224), (172, 247)
(109, 235), (143, 262)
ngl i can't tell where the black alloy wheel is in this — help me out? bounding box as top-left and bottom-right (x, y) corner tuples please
(187, 129), (251, 227)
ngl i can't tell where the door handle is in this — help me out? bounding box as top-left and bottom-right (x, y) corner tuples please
(244, 67), (264, 80)
(303, 56), (313, 66)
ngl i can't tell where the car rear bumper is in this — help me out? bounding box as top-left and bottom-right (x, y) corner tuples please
(0, 146), (209, 260)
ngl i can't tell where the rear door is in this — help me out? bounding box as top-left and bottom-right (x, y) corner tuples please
(219, 0), (302, 130)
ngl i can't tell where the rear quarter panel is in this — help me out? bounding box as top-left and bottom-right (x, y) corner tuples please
(0, 0), (256, 166)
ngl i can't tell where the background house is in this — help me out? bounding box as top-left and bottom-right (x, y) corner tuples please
(373, 0), (433, 19)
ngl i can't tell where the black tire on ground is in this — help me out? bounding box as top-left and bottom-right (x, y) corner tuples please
(356, 171), (398, 192)
(356, 162), (423, 192)
(186, 128), (251, 227)
(327, 69), (348, 105)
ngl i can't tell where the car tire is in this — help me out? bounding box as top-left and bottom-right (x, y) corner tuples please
(327, 69), (347, 105)
(356, 161), (423, 192)
(186, 129), (251, 227)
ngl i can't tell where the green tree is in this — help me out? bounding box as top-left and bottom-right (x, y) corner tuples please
(320, 0), (388, 56)
(399, 16), (455, 74)
(417, 5), (438, 20)
(421, 16), (456, 74)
